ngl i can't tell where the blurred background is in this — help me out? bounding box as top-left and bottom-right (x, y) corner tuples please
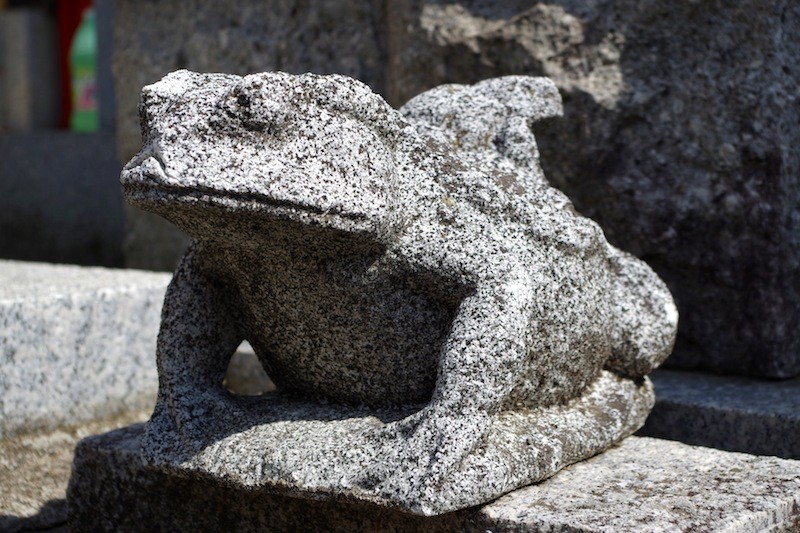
(0, 0), (122, 266)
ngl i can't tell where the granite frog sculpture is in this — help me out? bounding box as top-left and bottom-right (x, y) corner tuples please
(122, 70), (677, 515)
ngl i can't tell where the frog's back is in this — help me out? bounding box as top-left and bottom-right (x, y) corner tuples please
(400, 76), (605, 251)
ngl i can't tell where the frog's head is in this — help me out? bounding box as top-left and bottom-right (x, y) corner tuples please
(122, 70), (407, 245)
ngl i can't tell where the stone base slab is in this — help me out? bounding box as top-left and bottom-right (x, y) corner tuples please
(68, 425), (800, 532)
(141, 371), (652, 515)
(642, 369), (800, 458)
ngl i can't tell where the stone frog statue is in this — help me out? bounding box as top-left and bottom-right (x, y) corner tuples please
(122, 70), (677, 515)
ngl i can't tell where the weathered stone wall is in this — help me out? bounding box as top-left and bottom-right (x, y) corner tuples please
(113, 0), (800, 378)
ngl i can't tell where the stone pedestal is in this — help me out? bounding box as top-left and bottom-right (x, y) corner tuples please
(68, 426), (800, 532)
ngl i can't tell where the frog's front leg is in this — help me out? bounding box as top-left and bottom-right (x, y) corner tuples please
(142, 243), (246, 465)
(364, 266), (536, 512)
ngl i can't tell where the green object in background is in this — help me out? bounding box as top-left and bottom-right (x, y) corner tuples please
(69, 7), (98, 132)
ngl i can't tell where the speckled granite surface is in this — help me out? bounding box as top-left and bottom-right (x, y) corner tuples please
(122, 71), (677, 514)
(68, 427), (800, 532)
(641, 369), (800, 459)
(0, 260), (170, 438)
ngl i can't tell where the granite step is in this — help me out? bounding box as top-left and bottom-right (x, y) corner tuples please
(642, 369), (800, 459)
(0, 409), (152, 533)
(0, 260), (171, 439)
(68, 425), (800, 532)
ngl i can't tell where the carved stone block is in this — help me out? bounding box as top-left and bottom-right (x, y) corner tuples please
(121, 71), (677, 514)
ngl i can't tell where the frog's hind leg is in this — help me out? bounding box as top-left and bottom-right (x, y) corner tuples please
(458, 371), (654, 506)
(355, 370), (653, 515)
(456, 372), (653, 514)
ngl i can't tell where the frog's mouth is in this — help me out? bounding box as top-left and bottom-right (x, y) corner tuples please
(126, 181), (370, 222)
(122, 153), (390, 238)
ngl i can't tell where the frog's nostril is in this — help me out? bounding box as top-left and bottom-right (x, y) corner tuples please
(141, 156), (169, 179)
(123, 150), (170, 187)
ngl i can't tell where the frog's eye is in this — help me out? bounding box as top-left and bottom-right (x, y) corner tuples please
(219, 80), (290, 134)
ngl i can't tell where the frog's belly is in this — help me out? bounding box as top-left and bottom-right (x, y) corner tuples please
(240, 277), (454, 406)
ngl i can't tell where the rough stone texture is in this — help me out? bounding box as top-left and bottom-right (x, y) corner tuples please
(386, 0), (800, 378)
(68, 426), (800, 532)
(640, 369), (800, 459)
(0, 408), (151, 533)
(121, 70), (676, 515)
(0, 260), (170, 438)
(113, 0), (386, 271)
(0, 338), (262, 533)
(113, 1), (800, 378)
(481, 436), (800, 533)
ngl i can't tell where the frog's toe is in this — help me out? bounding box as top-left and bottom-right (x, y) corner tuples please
(353, 409), (492, 513)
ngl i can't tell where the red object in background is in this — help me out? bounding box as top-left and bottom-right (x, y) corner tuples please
(57, 0), (93, 129)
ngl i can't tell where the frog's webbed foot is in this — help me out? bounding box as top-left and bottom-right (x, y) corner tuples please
(354, 372), (653, 515)
(353, 405), (491, 514)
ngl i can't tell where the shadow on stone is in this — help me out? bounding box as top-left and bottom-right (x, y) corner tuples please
(0, 499), (67, 533)
(638, 369), (800, 459)
(68, 425), (473, 532)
